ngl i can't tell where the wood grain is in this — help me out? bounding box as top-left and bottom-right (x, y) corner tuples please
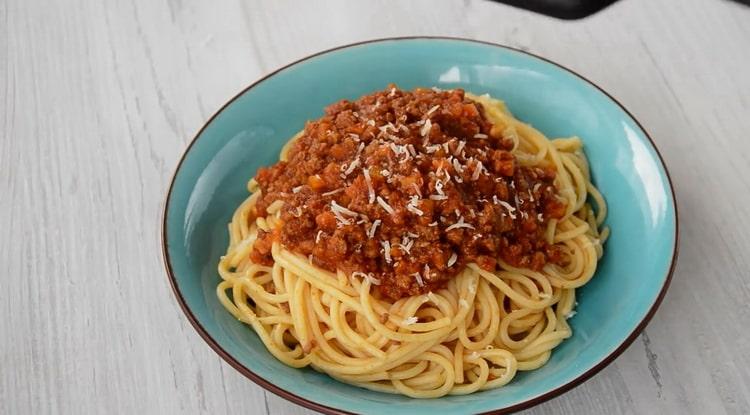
(2, 0), (749, 413)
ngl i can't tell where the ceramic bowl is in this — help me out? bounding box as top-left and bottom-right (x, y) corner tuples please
(162, 37), (678, 414)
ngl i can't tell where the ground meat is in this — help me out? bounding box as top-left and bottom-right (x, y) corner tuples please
(252, 86), (566, 300)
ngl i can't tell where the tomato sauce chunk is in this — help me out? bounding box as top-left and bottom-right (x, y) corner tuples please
(252, 86), (566, 299)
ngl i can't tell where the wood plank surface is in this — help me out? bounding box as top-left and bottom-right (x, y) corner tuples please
(2, 0), (749, 413)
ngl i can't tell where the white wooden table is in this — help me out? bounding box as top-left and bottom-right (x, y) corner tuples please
(3, 0), (750, 413)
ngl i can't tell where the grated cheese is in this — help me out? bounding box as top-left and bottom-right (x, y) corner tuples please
(454, 141), (466, 156)
(406, 204), (423, 216)
(447, 252), (458, 267)
(435, 180), (445, 195)
(380, 240), (392, 263)
(362, 168), (375, 204)
(443, 169), (452, 183)
(399, 234), (414, 252)
(343, 158), (360, 176)
(429, 194), (448, 200)
(292, 185), (303, 193)
(445, 216), (475, 231)
(331, 200), (358, 217)
(403, 316), (419, 326)
(315, 230), (323, 243)
(322, 188), (344, 197)
(473, 133), (488, 139)
(428, 221), (438, 227)
(399, 239), (413, 254)
(376, 196), (395, 214)
(379, 122), (397, 134)
(332, 213), (351, 227)
(406, 195), (424, 216)
(425, 105), (440, 116)
(420, 119), (432, 137)
(471, 161), (483, 181)
(496, 198), (517, 219)
(424, 144), (441, 154)
(352, 271), (381, 286)
(412, 272), (424, 287)
(407, 144), (417, 157)
(452, 158), (463, 174)
(367, 220), (381, 239)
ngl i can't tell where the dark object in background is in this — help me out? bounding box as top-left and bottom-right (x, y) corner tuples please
(491, 0), (621, 19)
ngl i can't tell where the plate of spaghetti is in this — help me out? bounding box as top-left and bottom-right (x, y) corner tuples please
(162, 37), (677, 414)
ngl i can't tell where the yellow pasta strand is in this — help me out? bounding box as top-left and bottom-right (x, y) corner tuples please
(215, 93), (607, 398)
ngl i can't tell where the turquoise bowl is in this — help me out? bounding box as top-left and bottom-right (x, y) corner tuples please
(162, 38), (678, 414)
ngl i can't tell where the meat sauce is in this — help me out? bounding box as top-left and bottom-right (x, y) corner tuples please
(251, 86), (566, 300)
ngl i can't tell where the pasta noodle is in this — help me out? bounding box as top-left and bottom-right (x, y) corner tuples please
(216, 90), (607, 398)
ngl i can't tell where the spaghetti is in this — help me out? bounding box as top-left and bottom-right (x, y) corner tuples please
(217, 87), (608, 398)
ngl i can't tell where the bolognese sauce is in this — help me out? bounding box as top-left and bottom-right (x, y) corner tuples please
(251, 86), (566, 300)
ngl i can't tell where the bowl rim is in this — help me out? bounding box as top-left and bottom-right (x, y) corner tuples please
(161, 36), (679, 415)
